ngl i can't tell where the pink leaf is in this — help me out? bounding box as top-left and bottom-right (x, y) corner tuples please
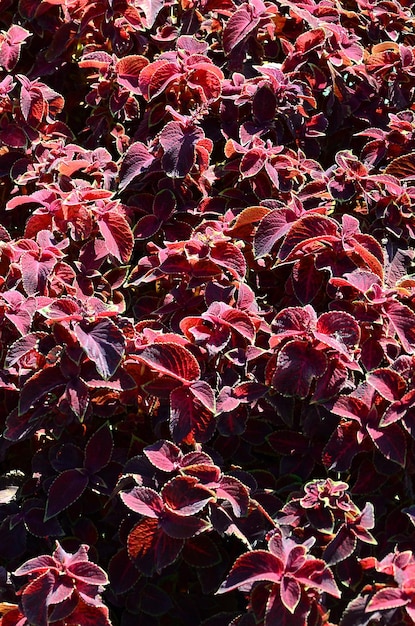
(120, 487), (163, 518)
(97, 211), (134, 263)
(144, 440), (181, 472)
(366, 587), (407, 611)
(280, 577), (301, 613)
(115, 55), (149, 94)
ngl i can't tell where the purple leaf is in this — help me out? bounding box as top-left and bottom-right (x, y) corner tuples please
(45, 469), (89, 520)
(119, 141), (155, 190)
(159, 121), (204, 178)
(84, 422), (113, 475)
(75, 319), (125, 380)
(223, 4), (260, 55)
(19, 366), (64, 415)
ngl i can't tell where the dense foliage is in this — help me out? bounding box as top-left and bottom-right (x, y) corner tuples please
(1, 0), (415, 624)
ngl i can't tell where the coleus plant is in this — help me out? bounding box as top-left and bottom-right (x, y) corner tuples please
(2, 0), (415, 625)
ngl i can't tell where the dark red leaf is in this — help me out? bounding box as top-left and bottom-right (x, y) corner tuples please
(271, 340), (327, 398)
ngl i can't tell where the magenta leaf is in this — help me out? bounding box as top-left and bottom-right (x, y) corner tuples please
(97, 211), (134, 263)
(108, 549), (139, 595)
(45, 469), (89, 520)
(170, 386), (216, 444)
(66, 561), (108, 586)
(75, 319), (125, 380)
(280, 577), (301, 613)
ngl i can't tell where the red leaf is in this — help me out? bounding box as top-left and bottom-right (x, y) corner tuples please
(115, 55), (149, 94)
(367, 422), (406, 466)
(160, 509), (209, 538)
(209, 242), (247, 279)
(368, 369), (406, 402)
(279, 214), (338, 261)
(190, 380), (216, 413)
(216, 476), (249, 517)
(291, 257), (324, 304)
(315, 311), (360, 354)
(75, 319), (125, 380)
(137, 342), (200, 382)
(323, 526), (357, 565)
(108, 549), (139, 595)
(240, 149), (267, 177)
(162, 476), (213, 515)
(127, 517), (183, 575)
(45, 469), (89, 520)
(170, 386), (216, 444)
(296, 28), (326, 54)
(217, 551), (284, 593)
(21, 250), (56, 296)
(63, 600), (111, 626)
(84, 422), (113, 475)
